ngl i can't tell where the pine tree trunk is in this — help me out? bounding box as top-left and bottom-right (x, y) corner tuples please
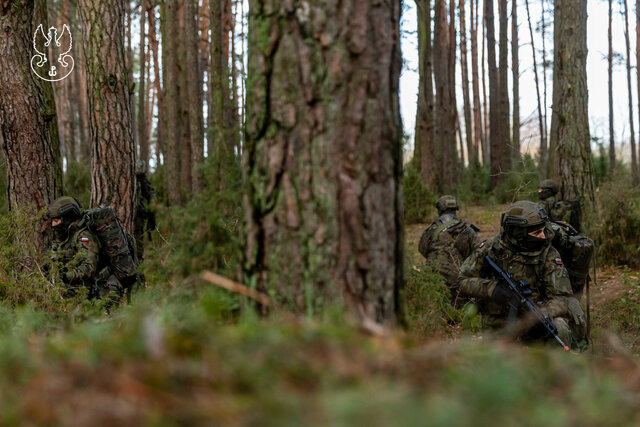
(244, 0), (404, 325)
(149, 5), (164, 167)
(210, 0), (228, 186)
(623, 0), (639, 185)
(185, 0), (205, 194)
(460, 0), (476, 165)
(79, 0), (136, 232)
(0, 0), (62, 251)
(636, 0), (640, 182)
(511, 0), (520, 164)
(434, 0), (457, 192)
(139, 0), (149, 167)
(414, 0), (437, 187)
(481, 0), (490, 165)
(486, 0), (501, 186)
(608, 0), (615, 173)
(162, 0), (183, 205)
(470, 0), (484, 163)
(177, 2), (192, 201)
(525, 0), (546, 173)
(498, 0), (510, 172)
(548, 0), (594, 205)
(541, 0), (548, 148)
(199, 0), (210, 142)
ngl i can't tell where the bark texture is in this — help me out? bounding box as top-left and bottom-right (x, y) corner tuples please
(79, 0), (136, 232)
(511, 0), (519, 164)
(548, 0), (593, 205)
(497, 0), (510, 171)
(623, 0), (638, 185)
(0, 0), (62, 250)
(139, 0), (149, 166)
(486, 0), (501, 186)
(608, 0), (615, 173)
(460, 0), (475, 165)
(244, 0), (404, 325)
(470, 0), (483, 163)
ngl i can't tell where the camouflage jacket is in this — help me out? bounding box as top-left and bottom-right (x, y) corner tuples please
(418, 214), (480, 286)
(538, 197), (570, 223)
(457, 231), (574, 328)
(51, 217), (101, 287)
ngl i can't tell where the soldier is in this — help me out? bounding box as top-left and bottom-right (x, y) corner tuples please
(457, 200), (587, 349)
(418, 195), (480, 301)
(48, 196), (122, 302)
(537, 178), (579, 228)
(134, 160), (157, 263)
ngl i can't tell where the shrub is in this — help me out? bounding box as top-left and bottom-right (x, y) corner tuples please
(403, 164), (436, 224)
(456, 163), (492, 205)
(494, 154), (540, 203)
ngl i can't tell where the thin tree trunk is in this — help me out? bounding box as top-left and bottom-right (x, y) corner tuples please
(548, 0), (594, 205)
(139, 0), (148, 167)
(178, 1), (192, 200)
(636, 0), (640, 182)
(498, 0), (510, 171)
(149, 4), (164, 167)
(162, 0), (182, 206)
(525, 0), (546, 173)
(199, 0), (210, 146)
(78, 0), (136, 232)
(481, 0), (490, 165)
(210, 0), (227, 186)
(609, 0), (616, 173)
(623, 0), (639, 184)
(244, 0), (404, 324)
(511, 0), (520, 164)
(185, 0), (205, 194)
(460, 0), (476, 165)
(0, 0), (62, 251)
(470, 0), (484, 164)
(541, 0), (548, 144)
(486, 0), (501, 186)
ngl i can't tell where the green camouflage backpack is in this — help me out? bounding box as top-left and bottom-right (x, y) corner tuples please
(83, 206), (137, 281)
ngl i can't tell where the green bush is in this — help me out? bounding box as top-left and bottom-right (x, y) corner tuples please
(494, 154), (540, 203)
(403, 164), (436, 224)
(456, 163), (492, 204)
(587, 173), (640, 267)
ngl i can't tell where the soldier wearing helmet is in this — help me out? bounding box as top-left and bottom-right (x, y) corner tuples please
(538, 179), (570, 222)
(48, 196), (121, 302)
(457, 200), (586, 349)
(134, 160), (157, 263)
(418, 195), (480, 302)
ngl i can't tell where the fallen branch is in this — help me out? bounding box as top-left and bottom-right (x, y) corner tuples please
(200, 271), (272, 306)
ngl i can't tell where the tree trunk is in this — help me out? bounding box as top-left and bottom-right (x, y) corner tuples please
(149, 4), (164, 167)
(486, 0), (501, 186)
(623, 0), (639, 185)
(199, 0), (210, 146)
(498, 0), (510, 171)
(139, 0), (149, 167)
(525, 0), (546, 173)
(541, 0), (548, 149)
(414, 0), (437, 187)
(210, 0), (230, 186)
(481, 0), (490, 165)
(162, 0), (183, 205)
(460, 0), (476, 165)
(177, 1), (192, 201)
(470, 0), (484, 163)
(244, 0), (404, 325)
(548, 0), (593, 205)
(636, 0), (640, 183)
(185, 0), (205, 194)
(79, 0), (136, 232)
(433, 0), (457, 192)
(511, 0), (520, 164)
(608, 0), (615, 174)
(0, 0), (62, 251)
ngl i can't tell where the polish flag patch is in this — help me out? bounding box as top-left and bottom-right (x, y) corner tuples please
(80, 237), (89, 242)
(554, 257), (563, 265)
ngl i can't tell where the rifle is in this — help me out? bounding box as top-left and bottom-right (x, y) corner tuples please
(483, 256), (570, 351)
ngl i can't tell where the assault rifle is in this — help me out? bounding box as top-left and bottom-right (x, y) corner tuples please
(483, 256), (570, 351)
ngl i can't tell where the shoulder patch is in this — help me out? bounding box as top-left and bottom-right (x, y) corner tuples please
(80, 237), (89, 242)
(479, 241), (486, 248)
(554, 257), (563, 265)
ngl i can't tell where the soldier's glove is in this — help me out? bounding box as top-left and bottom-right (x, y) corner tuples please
(567, 297), (586, 336)
(489, 280), (514, 307)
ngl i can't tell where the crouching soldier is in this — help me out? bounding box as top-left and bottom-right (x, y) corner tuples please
(48, 196), (122, 303)
(457, 200), (587, 350)
(418, 195), (480, 303)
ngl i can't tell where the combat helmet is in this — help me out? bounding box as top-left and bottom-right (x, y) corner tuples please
(135, 160), (146, 175)
(538, 179), (559, 200)
(48, 196), (82, 220)
(436, 195), (459, 215)
(501, 200), (549, 252)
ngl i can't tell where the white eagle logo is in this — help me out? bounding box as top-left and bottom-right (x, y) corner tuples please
(30, 24), (74, 82)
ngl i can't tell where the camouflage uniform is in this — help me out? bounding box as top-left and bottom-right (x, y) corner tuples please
(419, 195), (480, 299)
(457, 201), (586, 348)
(134, 161), (156, 263)
(538, 179), (570, 223)
(49, 197), (122, 300)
